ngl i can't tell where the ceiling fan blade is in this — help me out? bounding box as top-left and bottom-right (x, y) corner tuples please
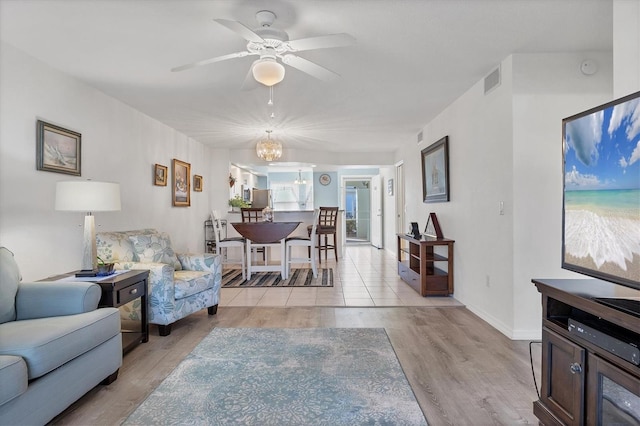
(171, 51), (250, 72)
(213, 18), (264, 43)
(286, 33), (355, 52)
(282, 54), (340, 81)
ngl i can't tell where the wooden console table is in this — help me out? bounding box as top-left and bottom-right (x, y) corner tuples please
(396, 234), (454, 296)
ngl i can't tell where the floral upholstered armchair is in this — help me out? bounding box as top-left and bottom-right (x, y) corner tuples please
(96, 229), (221, 336)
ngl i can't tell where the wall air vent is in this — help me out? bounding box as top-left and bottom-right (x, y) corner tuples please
(417, 131), (423, 144)
(484, 66), (501, 95)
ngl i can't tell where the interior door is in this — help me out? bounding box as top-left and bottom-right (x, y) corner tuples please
(396, 162), (405, 235)
(370, 174), (383, 248)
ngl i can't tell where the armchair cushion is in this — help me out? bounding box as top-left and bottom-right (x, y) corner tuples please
(15, 282), (101, 320)
(129, 232), (182, 271)
(0, 307), (120, 380)
(174, 270), (212, 300)
(0, 247), (20, 324)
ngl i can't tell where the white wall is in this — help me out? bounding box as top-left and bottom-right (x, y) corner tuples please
(613, 0), (640, 97)
(511, 52), (613, 338)
(393, 52), (613, 339)
(0, 42), (223, 281)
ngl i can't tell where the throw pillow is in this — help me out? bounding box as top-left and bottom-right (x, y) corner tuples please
(129, 233), (182, 271)
(97, 232), (137, 262)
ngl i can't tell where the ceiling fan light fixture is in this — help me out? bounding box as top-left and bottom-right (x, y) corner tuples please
(256, 130), (282, 161)
(252, 57), (285, 86)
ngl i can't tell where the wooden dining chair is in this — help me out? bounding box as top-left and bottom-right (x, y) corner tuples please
(307, 206), (339, 263)
(240, 207), (263, 223)
(241, 207), (266, 263)
(285, 209), (320, 279)
(211, 210), (245, 279)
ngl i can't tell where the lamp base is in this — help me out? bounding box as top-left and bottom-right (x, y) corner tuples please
(75, 269), (98, 277)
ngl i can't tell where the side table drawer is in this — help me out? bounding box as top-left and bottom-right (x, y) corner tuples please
(118, 280), (145, 305)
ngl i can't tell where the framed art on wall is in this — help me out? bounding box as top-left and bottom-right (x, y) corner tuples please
(172, 159), (190, 206)
(421, 136), (450, 203)
(193, 175), (203, 192)
(36, 120), (81, 176)
(154, 164), (167, 186)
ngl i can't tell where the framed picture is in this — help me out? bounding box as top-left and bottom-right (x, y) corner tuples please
(36, 120), (81, 176)
(154, 164), (167, 186)
(387, 178), (394, 195)
(193, 175), (203, 192)
(172, 159), (190, 207)
(421, 136), (450, 203)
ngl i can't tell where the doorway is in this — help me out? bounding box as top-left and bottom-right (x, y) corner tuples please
(344, 179), (371, 243)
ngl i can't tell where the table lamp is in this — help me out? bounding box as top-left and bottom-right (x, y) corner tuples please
(55, 180), (121, 276)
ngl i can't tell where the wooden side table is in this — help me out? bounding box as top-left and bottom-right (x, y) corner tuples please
(96, 270), (149, 354)
(41, 270), (150, 354)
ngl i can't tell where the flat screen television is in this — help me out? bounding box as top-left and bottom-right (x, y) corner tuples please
(562, 90), (640, 291)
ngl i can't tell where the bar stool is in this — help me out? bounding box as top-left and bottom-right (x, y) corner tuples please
(307, 206), (338, 263)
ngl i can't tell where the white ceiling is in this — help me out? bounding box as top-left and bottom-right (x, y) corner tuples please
(0, 0), (613, 156)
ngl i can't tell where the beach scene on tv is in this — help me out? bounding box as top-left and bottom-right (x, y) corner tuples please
(563, 93), (640, 283)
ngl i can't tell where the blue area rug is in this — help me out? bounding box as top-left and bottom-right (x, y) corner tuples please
(124, 328), (427, 425)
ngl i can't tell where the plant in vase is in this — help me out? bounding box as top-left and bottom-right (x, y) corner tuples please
(228, 195), (249, 211)
(96, 256), (115, 276)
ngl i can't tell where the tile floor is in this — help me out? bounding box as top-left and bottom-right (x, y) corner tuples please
(220, 244), (464, 308)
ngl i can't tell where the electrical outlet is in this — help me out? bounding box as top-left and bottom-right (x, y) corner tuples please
(485, 275), (491, 287)
(499, 201), (504, 215)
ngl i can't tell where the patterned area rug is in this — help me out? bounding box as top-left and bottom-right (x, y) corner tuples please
(222, 268), (333, 287)
(124, 328), (427, 425)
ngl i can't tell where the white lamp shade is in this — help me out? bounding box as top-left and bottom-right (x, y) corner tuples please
(252, 57), (285, 87)
(55, 181), (121, 212)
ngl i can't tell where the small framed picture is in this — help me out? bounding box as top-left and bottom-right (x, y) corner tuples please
(193, 175), (203, 192)
(36, 120), (81, 176)
(154, 164), (168, 186)
(172, 159), (191, 207)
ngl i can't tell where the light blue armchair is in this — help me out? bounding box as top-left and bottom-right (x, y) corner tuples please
(96, 229), (222, 336)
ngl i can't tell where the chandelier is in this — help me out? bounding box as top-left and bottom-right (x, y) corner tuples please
(294, 169), (307, 185)
(256, 130), (282, 161)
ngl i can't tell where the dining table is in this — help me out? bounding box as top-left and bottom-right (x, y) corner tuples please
(231, 221), (301, 279)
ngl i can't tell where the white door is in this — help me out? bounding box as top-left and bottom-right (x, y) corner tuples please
(370, 174), (383, 248)
(395, 162), (405, 235)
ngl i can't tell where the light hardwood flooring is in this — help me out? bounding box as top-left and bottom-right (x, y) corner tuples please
(51, 245), (542, 426)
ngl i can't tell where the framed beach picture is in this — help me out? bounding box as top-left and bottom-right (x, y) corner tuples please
(154, 164), (167, 186)
(193, 175), (203, 192)
(421, 136), (450, 203)
(36, 120), (81, 176)
(172, 159), (190, 206)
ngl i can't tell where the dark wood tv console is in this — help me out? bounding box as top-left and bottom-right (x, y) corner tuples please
(396, 234), (454, 296)
(532, 279), (639, 425)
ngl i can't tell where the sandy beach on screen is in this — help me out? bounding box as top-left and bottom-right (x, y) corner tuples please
(565, 253), (640, 283)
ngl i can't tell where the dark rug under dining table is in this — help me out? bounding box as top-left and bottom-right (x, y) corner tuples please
(222, 268), (334, 287)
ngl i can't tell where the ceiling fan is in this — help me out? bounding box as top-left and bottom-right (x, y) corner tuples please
(171, 10), (355, 87)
